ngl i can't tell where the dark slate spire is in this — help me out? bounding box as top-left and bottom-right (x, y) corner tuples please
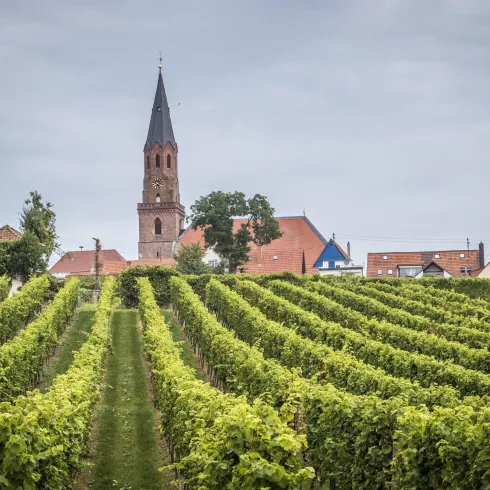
(145, 67), (176, 150)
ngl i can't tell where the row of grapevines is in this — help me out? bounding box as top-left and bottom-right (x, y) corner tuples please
(0, 275), (9, 303)
(205, 279), (461, 406)
(0, 275), (50, 343)
(0, 276), (116, 489)
(304, 280), (490, 350)
(0, 277), (80, 402)
(365, 279), (490, 325)
(233, 279), (490, 400)
(266, 280), (490, 396)
(342, 279), (488, 329)
(203, 278), (490, 488)
(138, 277), (314, 489)
(291, 279), (490, 374)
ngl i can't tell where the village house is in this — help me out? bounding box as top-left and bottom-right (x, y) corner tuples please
(367, 243), (485, 278)
(313, 239), (364, 276)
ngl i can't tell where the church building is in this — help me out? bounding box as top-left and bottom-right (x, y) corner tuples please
(137, 61), (184, 260)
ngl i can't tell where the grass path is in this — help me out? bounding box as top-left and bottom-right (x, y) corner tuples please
(39, 304), (96, 392)
(78, 309), (171, 490)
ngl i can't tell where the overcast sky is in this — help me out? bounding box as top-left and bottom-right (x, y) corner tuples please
(1, 0), (489, 265)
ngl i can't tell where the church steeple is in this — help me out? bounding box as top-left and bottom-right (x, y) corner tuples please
(145, 64), (176, 150)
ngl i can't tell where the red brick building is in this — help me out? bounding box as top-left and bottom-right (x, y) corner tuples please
(367, 246), (484, 278)
(137, 62), (184, 260)
(0, 225), (23, 243)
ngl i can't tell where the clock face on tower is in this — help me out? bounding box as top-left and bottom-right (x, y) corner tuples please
(152, 177), (164, 189)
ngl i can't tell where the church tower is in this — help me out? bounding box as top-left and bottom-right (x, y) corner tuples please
(138, 60), (185, 259)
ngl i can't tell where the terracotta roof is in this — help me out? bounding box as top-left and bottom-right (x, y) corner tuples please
(49, 249), (126, 276)
(180, 216), (326, 274)
(241, 248), (305, 275)
(0, 225), (23, 243)
(367, 250), (481, 278)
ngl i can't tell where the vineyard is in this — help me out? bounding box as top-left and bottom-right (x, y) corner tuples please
(1, 269), (490, 488)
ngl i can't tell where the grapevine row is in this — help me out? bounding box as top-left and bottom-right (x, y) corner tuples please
(233, 279), (490, 398)
(267, 279), (490, 378)
(0, 275), (50, 343)
(0, 277), (80, 402)
(0, 276), (116, 489)
(205, 279), (462, 406)
(0, 275), (9, 303)
(139, 277), (314, 488)
(365, 279), (490, 325)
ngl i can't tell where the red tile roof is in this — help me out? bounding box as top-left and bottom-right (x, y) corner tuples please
(0, 225), (23, 243)
(367, 250), (481, 278)
(242, 248), (305, 275)
(180, 216), (326, 274)
(49, 249), (126, 276)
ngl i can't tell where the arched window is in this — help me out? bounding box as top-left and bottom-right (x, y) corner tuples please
(154, 217), (162, 235)
(156, 193), (161, 203)
(167, 155), (171, 168)
(146, 156), (149, 169)
(156, 154), (160, 168)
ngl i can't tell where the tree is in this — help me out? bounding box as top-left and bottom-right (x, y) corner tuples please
(1, 232), (47, 281)
(20, 191), (59, 259)
(174, 243), (214, 275)
(189, 191), (282, 273)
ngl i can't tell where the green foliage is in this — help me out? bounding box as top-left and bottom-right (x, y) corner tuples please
(0, 276), (116, 489)
(118, 265), (180, 308)
(0, 231), (48, 281)
(205, 279), (459, 407)
(0, 275), (50, 343)
(0, 277), (80, 401)
(139, 277), (314, 488)
(20, 190), (59, 258)
(420, 276), (490, 300)
(174, 243), (214, 275)
(267, 280), (490, 397)
(189, 191), (282, 272)
(0, 276), (9, 303)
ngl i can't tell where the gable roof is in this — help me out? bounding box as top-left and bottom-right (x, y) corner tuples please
(180, 216), (326, 274)
(242, 248), (305, 275)
(49, 249), (126, 275)
(313, 239), (348, 268)
(0, 225), (23, 243)
(421, 261), (451, 274)
(145, 70), (176, 150)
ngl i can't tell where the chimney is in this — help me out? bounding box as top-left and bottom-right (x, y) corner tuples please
(479, 242), (485, 270)
(347, 242), (351, 260)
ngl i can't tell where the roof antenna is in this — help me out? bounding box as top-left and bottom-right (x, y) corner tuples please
(332, 232), (335, 241)
(79, 246), (84, 252)
(158, 50), (163, 72)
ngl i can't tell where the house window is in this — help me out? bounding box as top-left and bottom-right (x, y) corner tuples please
(273, 255), (278, 260)
(460, 253), (465, 258)
(208, 259), (219, 267)
(434, 254), (440, 259)
(382, 255), (388, 260)
(156, 193), (161, 203)
(399, 266), (423, 278)
(388, 269), (393, 275)
(156, 154), (160, 168)
(377, 269), (382, 275)
(154, 217), (162, 235)
(146, 156), (149, 169)
(167, 155), (171, 168)
(461, 267), (472, 275)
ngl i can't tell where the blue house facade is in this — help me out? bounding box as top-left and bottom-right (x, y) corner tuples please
(313, 239), (364, 276)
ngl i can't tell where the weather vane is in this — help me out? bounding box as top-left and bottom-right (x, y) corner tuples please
(158, 50), (163, 71)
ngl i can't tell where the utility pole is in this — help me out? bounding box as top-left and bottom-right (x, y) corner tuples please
(93, 237), (101, 299)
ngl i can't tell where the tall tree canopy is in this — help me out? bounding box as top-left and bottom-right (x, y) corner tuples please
(189, 191), (282, 273)
(174, 243), (214, 275)
(0, 191), (58, 280)
(20, 191), (59, 258)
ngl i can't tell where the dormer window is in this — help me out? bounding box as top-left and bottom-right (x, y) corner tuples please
(434, 254), (440, 259)
(383, 255), (388, 260)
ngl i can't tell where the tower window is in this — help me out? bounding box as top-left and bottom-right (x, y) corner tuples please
(156, 154), (160, 168)
(169, 190), (174, 201)
(146, 156), (149, 169)
(156, 193), (161, 203)
(167, 155), (171, 168)
(155, 217), (162, 235)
